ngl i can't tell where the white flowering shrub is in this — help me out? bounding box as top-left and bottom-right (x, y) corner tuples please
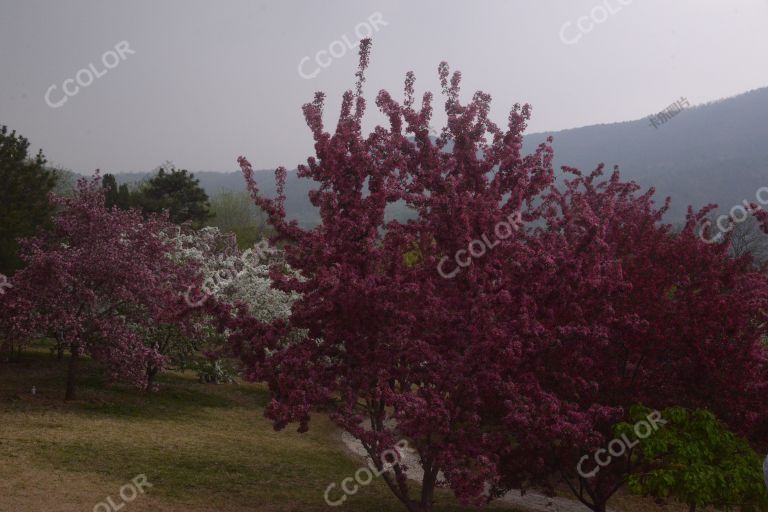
(164, 226), (301, 321)
(161, 226), (305, 377)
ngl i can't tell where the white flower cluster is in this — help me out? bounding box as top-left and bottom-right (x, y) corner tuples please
(163, 227), (301, 322)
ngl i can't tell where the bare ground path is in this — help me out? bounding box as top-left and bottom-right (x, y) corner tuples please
(341, 431), (608, 512)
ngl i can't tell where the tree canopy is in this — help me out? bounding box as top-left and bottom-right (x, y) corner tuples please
(626, 406), (768, 512)
(0, 125), (57, 275)
(0, 174), (202, 399)
(133, 164), (212, 228)
(219, 39), (768, 512)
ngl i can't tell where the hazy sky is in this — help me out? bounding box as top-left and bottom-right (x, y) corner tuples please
(2, 0), (768, 175)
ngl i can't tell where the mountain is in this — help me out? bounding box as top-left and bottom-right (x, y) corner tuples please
(522, 87), (768, 220)
(115, 86), (768, 226)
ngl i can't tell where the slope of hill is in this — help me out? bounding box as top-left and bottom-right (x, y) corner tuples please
(522, 87), (768, 220)
(114, 86), (768, 226)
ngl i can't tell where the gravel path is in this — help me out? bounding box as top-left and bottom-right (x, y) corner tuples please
(341, 431), (603, 512)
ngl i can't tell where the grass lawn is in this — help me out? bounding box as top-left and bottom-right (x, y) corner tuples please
(0, 344), (526, 512)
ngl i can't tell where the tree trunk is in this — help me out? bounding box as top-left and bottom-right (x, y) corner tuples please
(146, 366), (158, 390)
(1, 340), (10, 363)
(65, 344), (79, 400)
(586, 499), (608, 512)
(689, 504), (696, 512)
(419, 465), (437, 512)
(406, 500), (432, 512)
(56, 331), (65, 361)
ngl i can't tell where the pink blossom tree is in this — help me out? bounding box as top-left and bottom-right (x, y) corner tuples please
(228, 40), (561, 510)
(0, 174), (201, 399)
(226, 40), (768, 512)
(490, 170), (768, 511)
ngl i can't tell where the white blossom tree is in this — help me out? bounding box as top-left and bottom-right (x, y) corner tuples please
(161, 226), (304, 382)
(165, 226), (300, 320)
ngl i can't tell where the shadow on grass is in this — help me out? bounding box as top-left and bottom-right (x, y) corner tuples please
(78, 380), (237, 421)
(227, 383), (272, 409)
(1, 347), (239, 422)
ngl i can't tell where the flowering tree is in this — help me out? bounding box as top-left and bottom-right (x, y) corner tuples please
(484, 168), (768, 512)
(0, 175), (200, 399)
(169, 226), (298, 322)
(164, 226), (302, 381)
(228, 40), (768, 512)
(229, 39), (558, 511)
(757, 208), (768, 236)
